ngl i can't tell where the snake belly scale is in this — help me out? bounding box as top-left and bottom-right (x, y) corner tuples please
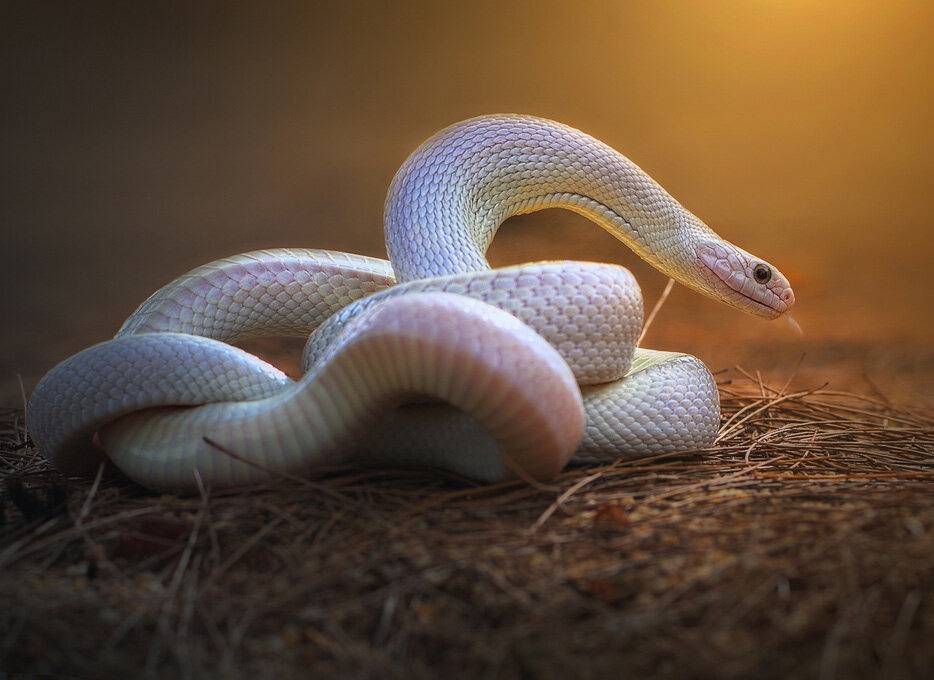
(28, 115), (795, 491)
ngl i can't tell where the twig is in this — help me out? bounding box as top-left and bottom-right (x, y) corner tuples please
(528, 471), (605, 533)
(637, 277), (675, 346)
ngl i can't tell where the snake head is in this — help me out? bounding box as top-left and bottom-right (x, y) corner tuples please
(694, 241), (795, 319)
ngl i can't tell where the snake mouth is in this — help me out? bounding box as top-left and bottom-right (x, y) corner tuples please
(695, 254), (787, 319)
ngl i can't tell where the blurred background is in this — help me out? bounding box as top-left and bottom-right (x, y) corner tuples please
(2, 0), (932, 406)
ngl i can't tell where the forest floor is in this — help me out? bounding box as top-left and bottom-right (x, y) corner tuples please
(1, 354), (932, 679)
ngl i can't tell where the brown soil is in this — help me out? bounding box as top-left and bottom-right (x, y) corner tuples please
(2, 370), (932, 679)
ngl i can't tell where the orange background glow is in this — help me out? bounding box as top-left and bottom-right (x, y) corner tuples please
(2, 1), (932, 403)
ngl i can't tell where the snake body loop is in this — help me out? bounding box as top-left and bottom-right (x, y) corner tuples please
(28, 115), (794, 490)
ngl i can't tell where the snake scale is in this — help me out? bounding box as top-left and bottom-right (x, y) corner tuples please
(28, 115), (795, 491)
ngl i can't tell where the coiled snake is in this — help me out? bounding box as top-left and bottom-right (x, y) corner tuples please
(28, 115), (795, 491)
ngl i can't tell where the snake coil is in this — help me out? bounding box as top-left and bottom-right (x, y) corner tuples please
(28, 115), (794, 491)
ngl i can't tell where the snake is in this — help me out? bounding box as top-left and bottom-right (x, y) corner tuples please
(27, 115), (795, 491)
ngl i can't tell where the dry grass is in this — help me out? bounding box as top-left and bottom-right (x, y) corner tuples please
(1, 371), (932, 679)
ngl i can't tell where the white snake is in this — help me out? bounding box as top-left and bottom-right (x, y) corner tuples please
(28, 115), (795, 491)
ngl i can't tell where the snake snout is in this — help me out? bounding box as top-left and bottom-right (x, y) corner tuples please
(694, 241), (794, 319)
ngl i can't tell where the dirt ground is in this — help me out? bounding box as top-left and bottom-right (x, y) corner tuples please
(2, 322), (932, 678)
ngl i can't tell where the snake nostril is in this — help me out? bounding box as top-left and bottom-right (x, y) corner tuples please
(781, 289), (794, 303)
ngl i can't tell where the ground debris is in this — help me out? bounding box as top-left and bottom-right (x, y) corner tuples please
(1, 372), (932, 679)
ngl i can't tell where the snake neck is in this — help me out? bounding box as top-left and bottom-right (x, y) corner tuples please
(384, 114), (714, 289)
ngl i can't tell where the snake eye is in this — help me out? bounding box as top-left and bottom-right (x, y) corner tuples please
(753, 264), (772, 284)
